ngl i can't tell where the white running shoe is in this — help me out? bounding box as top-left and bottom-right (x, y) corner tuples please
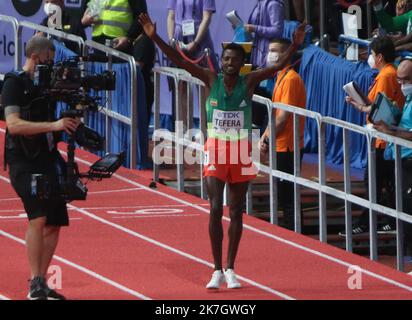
(206, 270), (225, 289)
(224, 269), (242, 289)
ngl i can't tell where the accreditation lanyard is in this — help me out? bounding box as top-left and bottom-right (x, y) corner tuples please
(273, 67), (292, 98)
(249, 0), (263, 26)
(255, 0), (262, 24)
(182, 0), (196, 37)
(368, 79), (378, 93)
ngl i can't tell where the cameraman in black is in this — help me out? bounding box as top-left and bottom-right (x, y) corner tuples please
(2, 36), (80, 300)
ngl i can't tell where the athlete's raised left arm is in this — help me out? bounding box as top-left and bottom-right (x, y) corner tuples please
(139, 13), (216, 88)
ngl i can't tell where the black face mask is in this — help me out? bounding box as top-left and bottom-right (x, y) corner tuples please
(41, 59), (54, 68)
(37, 56), (54, 68)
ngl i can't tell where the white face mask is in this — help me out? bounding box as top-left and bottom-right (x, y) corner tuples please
(266, 52), (279, 67)
(43, 3), (60, 16)
(367, 54), (376, 69)
(401, 83), (412, 96)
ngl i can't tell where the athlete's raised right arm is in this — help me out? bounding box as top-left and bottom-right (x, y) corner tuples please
(138, 13), (216, 88)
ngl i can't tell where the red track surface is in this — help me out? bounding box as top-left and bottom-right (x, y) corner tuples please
(1, 124), (412, 300)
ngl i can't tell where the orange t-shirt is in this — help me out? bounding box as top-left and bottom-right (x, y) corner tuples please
(271, 67), (307, 152)
(367, 64), (405, 149)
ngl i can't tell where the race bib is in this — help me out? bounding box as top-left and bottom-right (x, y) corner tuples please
(182, 19), (195, 37)
(212, 110), (244, 134)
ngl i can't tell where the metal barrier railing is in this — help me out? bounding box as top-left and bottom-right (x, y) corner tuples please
(153, 67), (207, 196)
(4, 16), (138, 169)
(338, 35), (412, 61)
(302, 0), (373, 50)
(152, 66), (412, 272)
(338, 34), (372, 59)
(251, 95), (324, 233)
(18, 20), (85, 66)
(3, 13), (411, 272)
(323, 116), (412, 269)
(0, 14), (21, 71)
(83, 40), (138, 168)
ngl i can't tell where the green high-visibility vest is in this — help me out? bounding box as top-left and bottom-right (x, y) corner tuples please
(92, 0), (133, 38)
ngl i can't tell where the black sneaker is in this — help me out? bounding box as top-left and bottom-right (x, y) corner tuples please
(338, 225), (368, 237)
(377, 224), (396, 234)
(44, 287), (66, 300)
(27, 277), (47, 300)
(41, 278), (66, 300)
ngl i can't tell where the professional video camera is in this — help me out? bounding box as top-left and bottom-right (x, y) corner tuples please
(34, 57), (116, 91)
(34, 56), (116, 109)
(31, 57), (124, 202)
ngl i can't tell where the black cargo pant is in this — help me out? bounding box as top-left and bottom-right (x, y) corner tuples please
(277, 150), (304, 231)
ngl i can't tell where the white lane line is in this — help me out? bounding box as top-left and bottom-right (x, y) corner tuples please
(77, 204), (209, 210)
(88, 188), (142, 195)
(0, 217), (83, 222)
(51, 151), (412, 294)
(94, 167), (412, 293)
(0, 229), (151, 300)
(0, 198), (20, 202)
(1, 131), (411, 293)
(0, 175), (11, 183)
(68, 204), (295, 300)
(0, 294), (11, 300)
(0, 166), (290, 298)
(112, 214), (201, 219)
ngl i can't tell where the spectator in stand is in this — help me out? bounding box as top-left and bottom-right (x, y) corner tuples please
(39, 0), (86, 54)
(374, 58), (412, 261)
(167, 0), (218, 131)
(343, 36), (405, 236)
(369, 0), (412, 51)
(245, 0), (285, 69)
(167, 0), (218, 69)
(81, 0), (147, 55)
(81, 0), (153, 168)
(259, 38), (306, 231)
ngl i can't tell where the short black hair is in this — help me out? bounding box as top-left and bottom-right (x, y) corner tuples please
(269, 38), (292, 47)
(370, 36), (396, 63)
(222, 43), (246, 61)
